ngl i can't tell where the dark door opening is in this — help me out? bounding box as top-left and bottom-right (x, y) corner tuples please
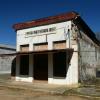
(53, 52), (66, 77)
(34, 54), (48, 80)
(20, 55), (29, 75)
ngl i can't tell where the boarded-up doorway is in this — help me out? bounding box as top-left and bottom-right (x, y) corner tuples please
(34, 54), (48, 80)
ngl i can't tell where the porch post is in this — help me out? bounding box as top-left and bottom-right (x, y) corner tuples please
(48, 53), (53, 84)
(66, 45), (78, 85)
(16, 55), (20, 80)
(29, 54), (33, 82)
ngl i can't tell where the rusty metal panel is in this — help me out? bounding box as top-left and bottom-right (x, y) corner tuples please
(53, 41), (66, 49)
(34, 43), (48, 51)
(20, 45), (29, 52)
(13, 12), (78, 30)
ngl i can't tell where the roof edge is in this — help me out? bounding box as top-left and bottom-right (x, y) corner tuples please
(0, 44), (16, 50)
(13, 11), (79, 31)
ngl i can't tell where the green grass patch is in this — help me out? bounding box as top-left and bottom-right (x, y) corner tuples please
(63, 88), (100, 100)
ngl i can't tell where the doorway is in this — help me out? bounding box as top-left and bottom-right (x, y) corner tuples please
(53, 52), (66, 77)
(20, 55), (29, 75)
(34, 54), (48, 80)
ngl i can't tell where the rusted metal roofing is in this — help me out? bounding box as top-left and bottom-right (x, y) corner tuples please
(12, 11), (100, 46)
(13, 11), (79, 31)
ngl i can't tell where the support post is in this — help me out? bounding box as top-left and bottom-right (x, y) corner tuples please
(29, 54), (34, 82)
(48, 53), (53, 84)
(16, 55), (20, 80)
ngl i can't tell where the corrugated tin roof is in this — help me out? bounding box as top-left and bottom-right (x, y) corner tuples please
(0, 44), (16, 50)
(13, 11), (79, 31)
(12, 11), (100, 46)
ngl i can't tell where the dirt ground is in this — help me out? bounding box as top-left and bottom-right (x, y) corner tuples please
(0, 86), (90, 100)
(0, 74), (99, 100)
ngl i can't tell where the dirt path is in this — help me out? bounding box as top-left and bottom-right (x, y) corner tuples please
(0, 86), (89, 100)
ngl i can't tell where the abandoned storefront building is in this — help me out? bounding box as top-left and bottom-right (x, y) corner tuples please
(12, 11), (100, 85)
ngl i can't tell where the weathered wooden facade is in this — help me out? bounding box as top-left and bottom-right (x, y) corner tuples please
(12, 11), (100, 85)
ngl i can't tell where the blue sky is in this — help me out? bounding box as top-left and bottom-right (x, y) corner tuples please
(0, 0), (100, 45)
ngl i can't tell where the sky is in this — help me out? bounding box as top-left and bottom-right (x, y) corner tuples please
(0, 0), (100, 46)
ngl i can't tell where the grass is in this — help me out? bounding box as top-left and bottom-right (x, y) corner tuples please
(63, 88), (100, 100)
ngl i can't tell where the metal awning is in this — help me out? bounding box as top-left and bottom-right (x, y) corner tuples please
(0, 48), (74, 57)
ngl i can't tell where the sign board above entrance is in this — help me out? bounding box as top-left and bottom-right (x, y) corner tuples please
(26, 27), (56, 36)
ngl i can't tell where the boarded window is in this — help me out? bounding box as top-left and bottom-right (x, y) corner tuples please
(34, 43), (48, 51)
(20, 45), (29, 52)
(53, 41), (66, 49)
